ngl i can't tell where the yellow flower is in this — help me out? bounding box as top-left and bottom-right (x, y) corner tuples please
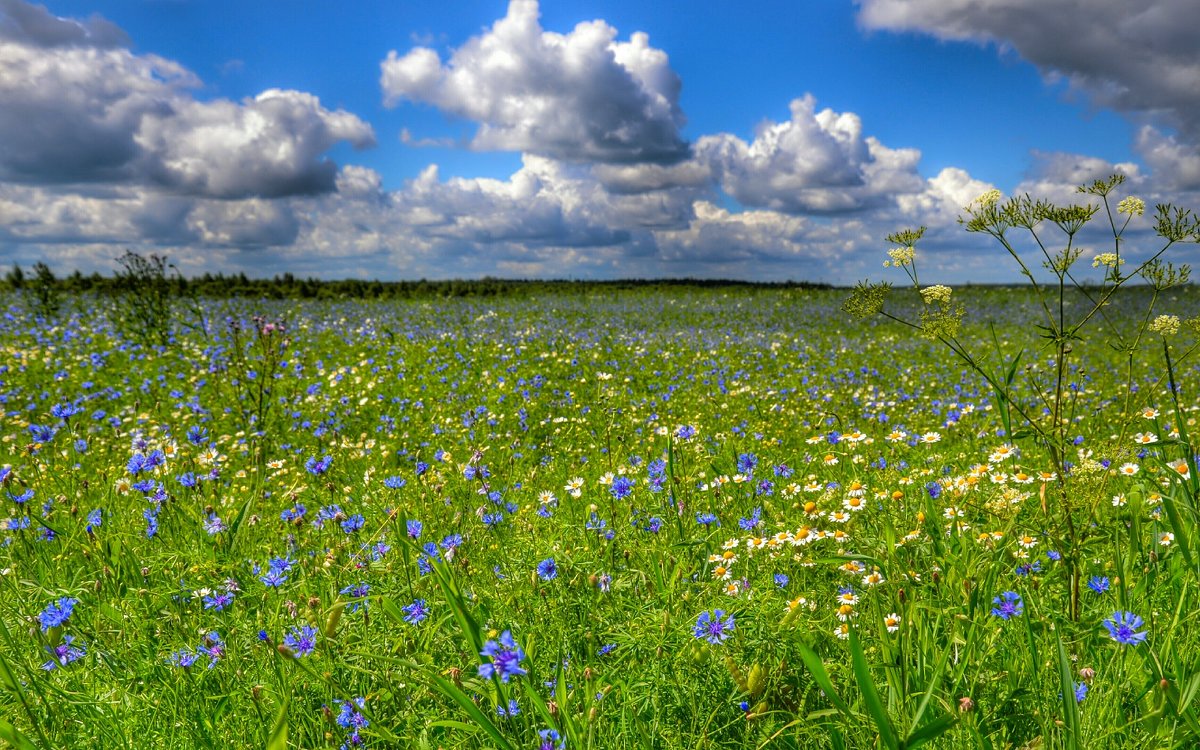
(1117, 196), (1145, 216)
(1149, 315), (1180, 336)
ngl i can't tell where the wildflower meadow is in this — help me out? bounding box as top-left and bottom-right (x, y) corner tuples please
(3, 177), (1200, 748)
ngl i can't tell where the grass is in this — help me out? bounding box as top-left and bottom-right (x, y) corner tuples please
(1, 285), (1199, 748)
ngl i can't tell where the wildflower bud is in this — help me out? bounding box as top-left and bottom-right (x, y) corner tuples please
(583, 667), (594, 681)
(916, 511), (926, 524)
(1079, 667), (1095, 681)
(141, 567), (150, 577)
(70, 505), (78, 516)
(548, 700), (558, 718)
(588, 574), (598, 587)
(932, 570), (940, 585)
(321, 705), (333, 721)
(898, 588), (906, 604)
(588, 706), (598, 721)
(1161, 679), (1170, 690)
(308, 596), (321, 610)
(94, 579), (102, 592)
(448, 667), (462, 688)
(324, 603), (344, 639)
(748, 664), (766, 697)
(251, 685), (263, 702)
(958, 697), (974, 713)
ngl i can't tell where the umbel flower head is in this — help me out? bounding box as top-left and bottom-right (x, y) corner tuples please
(1117, 196), (1146, 217)
(1149, 315), (1180, 336)
(920, 285), (953, 305)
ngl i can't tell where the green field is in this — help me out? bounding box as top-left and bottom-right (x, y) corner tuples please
(3, 280), (1200, 749)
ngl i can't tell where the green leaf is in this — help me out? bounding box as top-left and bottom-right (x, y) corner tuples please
(1055, 635), (1082, 750)
(266, 695), (288, 750)
(849, 630), (900, 750)
(796, 642), (851, 716)
(0, 719), (39, 750)
(426, 672), (514, 750)
(905, 714), (958, 749)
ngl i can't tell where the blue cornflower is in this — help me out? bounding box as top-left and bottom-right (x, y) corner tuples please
(305, 455), (332, 475)
(537, 558), (558, 581)
(1103, 612), (1148, 646)
(336, 696), (369, 728)
(990, 591), (1024, 620)
(1074, 682), (1088, 703)
(42, 635), (86, 671)
(28, 424), (56, 444)
(383, 475), (407, 489)
(610, 476), (635, 499)
(50, 403), (80, 420)
(340, 514), (365, 533)
(496, 698), (520, 718)
(177, 472), (199, 489)
(693, 609), (735, 645)
(478, 630), (527, 683)
(774, 573), (789, 589)
(85, 508), (102, 533)
(280, 504), (306, 522)
(202, 591), (234, 612)
(440, 534), (463, 552)
(1087, 576), (1110, 594)
(202, 513), (226, 535)
(696, 512), (719, 527)
(1046, 550), (1062, 561)
(185, 425), (208, 445)
(538, 728), (565, 750)
(39, 597), (78, 631)
(926, 481), (942, 500)
(283, 624), (319, 657)
(170, 648), (198, 668)
(598, 643), (617, 656)
(736, 452), (758, 474)
(402, 598), (428, 625)
(738, 506), (763, 531)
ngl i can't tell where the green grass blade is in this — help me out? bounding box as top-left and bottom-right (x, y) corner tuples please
(796, 642), (852, 717)
(266, 695), (288, 750)
(849, 630), (901, 750)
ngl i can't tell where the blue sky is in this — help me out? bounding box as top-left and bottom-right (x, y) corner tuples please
(1, 0), (1197, 282)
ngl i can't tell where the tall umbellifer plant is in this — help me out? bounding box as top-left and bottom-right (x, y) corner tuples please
(110, 251), (177, 347)
(844, 174), (1200, 619)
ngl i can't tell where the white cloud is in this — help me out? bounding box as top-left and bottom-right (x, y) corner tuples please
(380, 0), (687, 164)
(0, 0), (374, 197)
(697, 95), (926, 213)
(856, 0), (1200, 145)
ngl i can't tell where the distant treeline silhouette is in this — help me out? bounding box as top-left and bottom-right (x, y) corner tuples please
(4, 258), (832, 300)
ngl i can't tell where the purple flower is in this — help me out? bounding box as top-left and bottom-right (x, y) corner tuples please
(478, 630), (526, 683)
(203, 591), (234, 611)
(42, 635), (85, 671)
(1103, 611), (1148, 646)
(990, 591), (1023, 620)
(694, 609), (735, 645)
(536, 558), (558, 581)
(402, 598), (428, 625)
(283, 624), (319, 657)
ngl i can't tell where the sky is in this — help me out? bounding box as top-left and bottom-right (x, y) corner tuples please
(1, 0), (1198, 284)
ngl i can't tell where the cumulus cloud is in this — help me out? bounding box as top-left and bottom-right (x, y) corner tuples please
(380, 0), (688, 164)
(697, 95), (926, 213)
(856, 0), (1200, 144)
(0, 0), (374, 196)
(0, 0), (126, 48)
